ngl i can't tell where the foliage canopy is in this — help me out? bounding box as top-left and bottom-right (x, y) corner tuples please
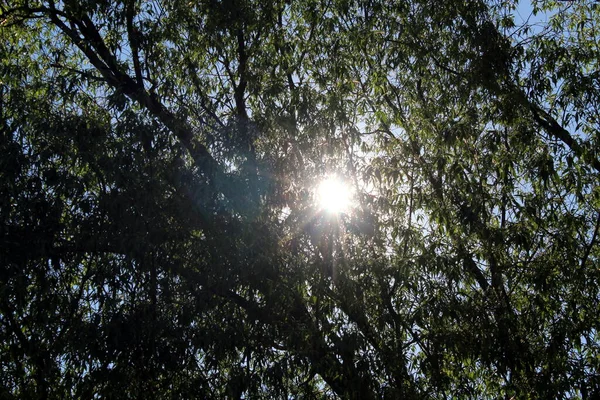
(1, 0), (600, 398)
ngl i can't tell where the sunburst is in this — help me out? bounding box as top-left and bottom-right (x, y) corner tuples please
(316, 176), (353, 214)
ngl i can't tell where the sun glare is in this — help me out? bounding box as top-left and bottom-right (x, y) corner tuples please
(317, 177), (353, 213)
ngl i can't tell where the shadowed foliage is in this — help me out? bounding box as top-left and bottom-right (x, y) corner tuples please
(1, 0), (600, 398)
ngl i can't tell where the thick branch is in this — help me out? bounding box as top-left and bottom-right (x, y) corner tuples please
(126, 0), (144, 88)
(527, 98), (600, 173)
(235, 28), (248, 119)
(44, 6), (236, 203)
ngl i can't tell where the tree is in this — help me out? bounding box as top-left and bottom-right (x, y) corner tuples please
(1, 0), (599, 398)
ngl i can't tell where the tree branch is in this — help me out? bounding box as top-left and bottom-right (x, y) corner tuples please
(581, 211), (600, 270)
(126, 0), (144, 88)
(527, 98), (600, 173)
(43, 4), (241, 207)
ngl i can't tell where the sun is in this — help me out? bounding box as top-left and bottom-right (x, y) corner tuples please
(317, 177), (353, 213)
